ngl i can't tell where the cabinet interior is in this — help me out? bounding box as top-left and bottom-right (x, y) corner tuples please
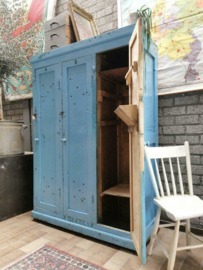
(97, 46), (130, 231)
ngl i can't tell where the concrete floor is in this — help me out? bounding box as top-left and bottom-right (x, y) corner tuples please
(0, 212), (202, 269)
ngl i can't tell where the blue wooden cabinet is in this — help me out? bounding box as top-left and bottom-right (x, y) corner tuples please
(31, 19), (158, 264)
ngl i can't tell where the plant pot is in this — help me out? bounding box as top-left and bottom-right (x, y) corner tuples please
(127, 12), (139, 25)
(0, 121), (27, 155)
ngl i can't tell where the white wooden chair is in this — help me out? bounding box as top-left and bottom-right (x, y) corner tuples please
(145, 141), (203, 270)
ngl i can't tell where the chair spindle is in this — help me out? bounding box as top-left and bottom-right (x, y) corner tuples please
(155, 159), (164, 197)
(161, 158), (170, 196)
(169, 158), (177, 195)
(177, 157), (184, 195)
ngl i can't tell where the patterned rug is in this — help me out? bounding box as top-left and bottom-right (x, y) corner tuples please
(4, 245), (107, 270)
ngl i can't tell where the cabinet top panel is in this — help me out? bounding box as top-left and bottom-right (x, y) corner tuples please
(30, 24), (135, 65)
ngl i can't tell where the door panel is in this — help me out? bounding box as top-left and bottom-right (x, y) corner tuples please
(62, 55), (96, 224)
(34, 64), (62, 214)
(129, 18), (143, 262)
(129, 19), (158, 264)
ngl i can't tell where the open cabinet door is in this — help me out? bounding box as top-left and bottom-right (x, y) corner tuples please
(128, 18), (158, 264)
(128, 18), (144, 264)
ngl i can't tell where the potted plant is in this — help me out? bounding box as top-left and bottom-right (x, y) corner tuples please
(0, 0), (43, 155)
(127, 5), (152, 48)
(0, 0), (44, 119)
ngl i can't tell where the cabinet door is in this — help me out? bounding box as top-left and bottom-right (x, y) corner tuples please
(62, 55), (96, 224)
(33, 64), (62, 215)
(128, 19), (158, 264)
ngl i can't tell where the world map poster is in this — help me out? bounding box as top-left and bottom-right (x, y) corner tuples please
(119, 0), (203, 95)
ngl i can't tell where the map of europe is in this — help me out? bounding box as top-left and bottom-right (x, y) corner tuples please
(121, 0), (203, 93)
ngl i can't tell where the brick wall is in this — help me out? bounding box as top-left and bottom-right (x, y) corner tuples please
(56, 0), (118, 33)
(159, 90), (203, 228)
(2, 94), (23, 121)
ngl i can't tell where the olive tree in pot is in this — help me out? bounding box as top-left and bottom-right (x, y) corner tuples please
(0, 0), (44, 119)
(0, 0), (43, 155)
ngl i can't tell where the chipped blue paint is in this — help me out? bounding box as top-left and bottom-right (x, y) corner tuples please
(32, 23), (158, 260)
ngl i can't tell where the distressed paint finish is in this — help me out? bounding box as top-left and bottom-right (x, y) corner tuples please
(31, 24), (158, 258)
(62, 55), (96, 224)
(34, 64), (63, 215)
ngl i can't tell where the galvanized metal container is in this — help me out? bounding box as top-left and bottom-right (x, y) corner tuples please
(0, 121), (27, 155)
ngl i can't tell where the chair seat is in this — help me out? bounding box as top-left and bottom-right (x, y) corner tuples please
(154, 195), (203, 221)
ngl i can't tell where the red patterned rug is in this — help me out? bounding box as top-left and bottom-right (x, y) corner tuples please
(4, 245), (107, 270)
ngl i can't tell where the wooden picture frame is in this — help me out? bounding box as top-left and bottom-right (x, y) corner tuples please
(68, 0), (99, 41)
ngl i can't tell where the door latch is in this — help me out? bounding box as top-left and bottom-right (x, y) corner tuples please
(61, 138), (66, 142)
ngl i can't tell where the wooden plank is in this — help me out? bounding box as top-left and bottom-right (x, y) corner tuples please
(101, 184), (130, 198)
(99, 120), (119, 126)
(98, 90), (123, 101)
(129, 18), (143, 261)
(117, 84), (122, 184)
(114, 105), (138, 126)
(99, 67), (128, 82)
(125, 66), (132, 86)
(97, 55), (103, 222)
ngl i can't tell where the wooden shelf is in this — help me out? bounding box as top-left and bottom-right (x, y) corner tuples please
(98, 90), (123, 102)
(114, 105), (138, 126)
(99, 67), (128, 82)
(101, 184), (130, 198)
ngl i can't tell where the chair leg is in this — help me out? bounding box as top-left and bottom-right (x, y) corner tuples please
(167, 220), (180, 270)
(186, 219), (191, 252)
(148, 208), (161, 255)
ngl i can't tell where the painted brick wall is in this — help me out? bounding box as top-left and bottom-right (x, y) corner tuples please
(159, 90), (203, 228)
(56, 0), (118, 33)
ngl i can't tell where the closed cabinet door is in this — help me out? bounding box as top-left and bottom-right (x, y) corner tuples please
(33, 64), (62, 215)
(62, 55), (96, 225)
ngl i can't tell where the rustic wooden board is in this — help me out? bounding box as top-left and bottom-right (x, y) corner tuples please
(100, 67), (128, 82)
(101, 184), (130, 198)
(115, 105), (138, 126)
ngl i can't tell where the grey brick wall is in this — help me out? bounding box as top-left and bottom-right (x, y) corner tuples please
(159, 90), (203, 228)
(2, 94), (23, 121)
(56, 0), (118, 33)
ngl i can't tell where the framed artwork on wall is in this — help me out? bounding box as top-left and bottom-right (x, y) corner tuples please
(68, 0), (99, 41)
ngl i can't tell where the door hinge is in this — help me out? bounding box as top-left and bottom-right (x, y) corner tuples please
(59, 189), (61, 197)
(58, 80), (60, 89)
(92, 195), (94, 204)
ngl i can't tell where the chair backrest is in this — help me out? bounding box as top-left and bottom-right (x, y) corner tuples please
(144, 141), (193, 199)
